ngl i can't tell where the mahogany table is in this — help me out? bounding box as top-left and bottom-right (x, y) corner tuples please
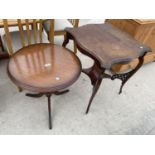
(7, 43), (81, 129)
(63, 23), (151, 114)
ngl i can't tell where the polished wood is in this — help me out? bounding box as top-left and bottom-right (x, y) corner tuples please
(8, 43), (81, 129)
(5, 19), (81, 129)
(8, 43), (81, 93)
(65, 23), (151, 69)
(63, 23), (150, 113)
(68, 19), (79, 54)
(107, 19), (155, 72)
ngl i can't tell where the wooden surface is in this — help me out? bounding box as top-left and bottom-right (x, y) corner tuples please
(134, 19), (155, 24)
(0, 19), (43, 27)
(63, 23), (149, 113)
(3, 19), (54, 56)
(8, 43), (81, 93)
(107, 19), (155, 72)
(0, 19), (46, 59)
(65, 23), (151, 69)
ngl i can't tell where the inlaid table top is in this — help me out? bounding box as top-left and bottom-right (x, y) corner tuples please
(8, 43), (81, 93)
(65, 23), (151, 69)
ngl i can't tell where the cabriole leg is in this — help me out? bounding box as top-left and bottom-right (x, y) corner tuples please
(86, 78), (102, 114)
(83, 63), (105, 114)
(111, 53), (146, 94)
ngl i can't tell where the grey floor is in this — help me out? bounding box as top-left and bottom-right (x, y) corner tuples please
(0, 20), (155, 135)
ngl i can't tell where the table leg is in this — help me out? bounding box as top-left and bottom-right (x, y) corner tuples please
(111, 52), (146, 94)
(26, 92), (52, 129)
(46, 93), (52, 129)
(62, 33), (70, 47)
(86, 78), (102, 114)
(83, 63), (105, 114)
(0, 35), (9, 60)
(25, 89), (70, 129)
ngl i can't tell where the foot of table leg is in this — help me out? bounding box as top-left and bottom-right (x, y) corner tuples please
(111, 53), (146, 94)
(85, 78), (102, 114)
(18, 87), (23, 92)
(54, 89), (69, 95)
(26, 93), (43, 98)
(46, 93), (52, 129)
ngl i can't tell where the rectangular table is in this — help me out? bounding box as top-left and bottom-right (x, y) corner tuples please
(63, 23), (151, 113)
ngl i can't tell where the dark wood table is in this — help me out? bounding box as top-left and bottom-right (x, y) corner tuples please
(8, 43), (81, 129)
(63, 23), (151, 114)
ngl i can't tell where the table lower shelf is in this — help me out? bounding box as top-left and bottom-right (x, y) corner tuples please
(112, 52), (155, 73)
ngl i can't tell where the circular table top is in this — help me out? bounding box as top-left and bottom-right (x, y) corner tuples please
(8, 43), (81, 93)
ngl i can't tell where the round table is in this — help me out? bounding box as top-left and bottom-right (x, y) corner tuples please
(8, 43), (81, 129)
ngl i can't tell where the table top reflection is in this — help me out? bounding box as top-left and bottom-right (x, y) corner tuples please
(8, 43), (81, 92)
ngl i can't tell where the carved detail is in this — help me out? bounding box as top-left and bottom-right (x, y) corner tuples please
(111, 72), (131, 81)
(111, 52), (146, 94)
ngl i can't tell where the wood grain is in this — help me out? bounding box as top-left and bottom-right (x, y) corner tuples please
(8, 43), (81, 93)
(65, 23), (151, 69)
(107, 19), (155, 72)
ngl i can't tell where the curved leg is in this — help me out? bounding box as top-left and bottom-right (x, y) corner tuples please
(111, 53), (146, 94)
(86, 78), (102, 114)
(46, 93), (52, 129)
(62, 33), (69, 47)
(82, 63), (106, 114)
(73, 41), (77, 54)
